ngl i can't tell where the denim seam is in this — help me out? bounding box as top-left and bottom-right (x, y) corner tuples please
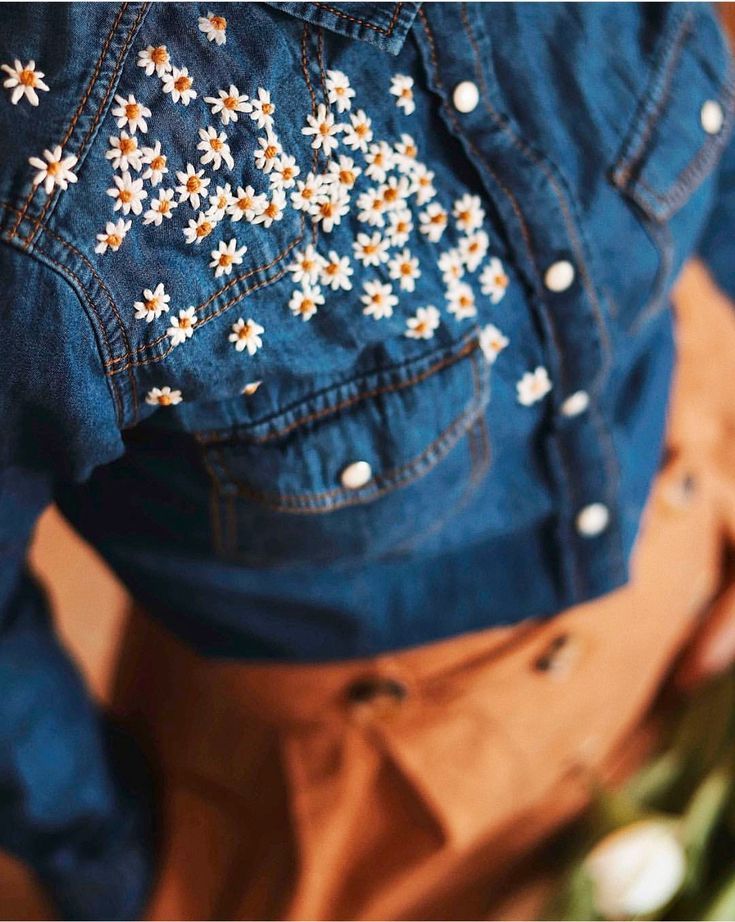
(458, 2), (612, 389)
(612, 9), (695, 189)
(198, 336), (479, 444)
(0, 236), (125, 426)
(24, 3), (151, 251)
(310, 2), (402, 37)
(205, 347), (488, 513)
(7, 3), (131, 242)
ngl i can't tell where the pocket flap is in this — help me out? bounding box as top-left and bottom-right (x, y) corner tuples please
(611, 7), (735, 223)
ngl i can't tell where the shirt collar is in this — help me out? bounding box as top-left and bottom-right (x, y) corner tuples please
(264, 2), (422, 55)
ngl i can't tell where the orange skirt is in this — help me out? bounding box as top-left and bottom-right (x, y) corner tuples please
(108, 260), (735, 921)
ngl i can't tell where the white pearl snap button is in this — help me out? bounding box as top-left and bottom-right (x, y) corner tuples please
(340, 460), (372, 490)
(544, 260), (575, 293)
(576, 503), (610, 537)
(452, 80), (480, 114)
(561, 390), (590, 418)
(701, 99), (724, 135)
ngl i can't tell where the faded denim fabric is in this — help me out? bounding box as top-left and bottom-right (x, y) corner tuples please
(1, 2), (735, 917)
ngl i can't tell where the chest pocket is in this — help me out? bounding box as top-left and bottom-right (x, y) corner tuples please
(610, 5), (735, 329)
(197, 336), (490, 567)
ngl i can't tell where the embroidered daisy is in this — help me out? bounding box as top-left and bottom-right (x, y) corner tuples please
(183, 212), (216, 245)
(249, 87), (275, 129)
(146, 386), (182, 407)
(167, 307), (198, 346)
(341, 108), (373, 152)
(270, 154), (300, 191)
(196, 126), (233, 171)
(446, 281), (477, 320)
(378, 175), (410, 211)
(395, 133), (419, 164)
(390, 74), (415, 115)
(204, 85), (250, 125)
(241, 380), (262, 396)
(209, 237), (247, 277)
(353, 231), (389, 268)
(419, 202), (448, 242)
(356, 187), (386, 227)
(479, 323), (509, 364)
(288, 244), (325, 285)
(387, 208), (413, 247)
(252, 190), (287, 227)
(137, 45), (172, 77)
(326, 155), (361, 190)
(140, 141), (168, 185)
(161, 66), (197, 105)
(310, 185), (350, 233)
(388, 248), (421, 293)
(438, 248), (465, 285)
(453, 193), (485, 234)
(459, 229), (489, 272)
(143, 188), (178, 226)
(134, 283), (170, 323)
(254, 132), (282, 174)
(361, 280), (398, 320)
(199, 11), (227, 45)
(206, 183), (235, 222)
(111, 93), (150, 134)
(364, 141), (395, 183)
(94, 218), (131, 254)
(288, 284), (324, 322)
(326, 69), (355, 113)
(29, 146), (78, 194)
(106, 131), (143, 172)
(319, 250), (353, 291)
(227, 185), (267, 223)
(479, 257), (510, 304)
(290, 172), (329, 212)
(229, 318), (264, 355)
(517, 367), (552, 406)
(405, 305), (440, 340)
(107, 170), (147, 215)
(409, 163), (436, 205)
(1, 59), (49, 106)
(302, 103), (341, 156)
(175, 164), (210, 209)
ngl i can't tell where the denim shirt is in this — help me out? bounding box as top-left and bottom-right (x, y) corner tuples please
(1, 4), (735, 916)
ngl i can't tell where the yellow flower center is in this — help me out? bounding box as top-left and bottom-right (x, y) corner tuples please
(325, 263), (338, 276)
(158, 393), (173, 406)
(339, 169), (355, 186)
(400, 262), (412, 276)
(151, 46), (168, 64)
(119, 137), (136, 154)
(319, 201), (334, 218)
(210, 137), (223, 151)
(430, 212), (446, 225)
(237, 195), (253, 210)
(210, 15), (227, 29)
(46, 161), (60, 176)
(318, 122), (331, 137)
(151, 155), (166, 170)
(145, 298), (158, 311)
(106, 234), (121, 247)
(264, 202), (279, 219)
(264, 144), (278, 159)
(119, 189), (133, 203)
(179, 316), (192, 329)
(261, 101), (274, 115)
(404, 144), (417, 158)
(355, 123), (369, 137)
(281, 165), (295, 180)
(196, 221), (213, 237)
(219, 253), (234, 266)
(125, 102), (140, 120)
(186, 176), (201, 193)
(223, 95), (238, 110)
(383, 187), (399, 204)
(175, 75), (192, 92)
(158, 200), (171, 214)
(19, 69), (36, 87)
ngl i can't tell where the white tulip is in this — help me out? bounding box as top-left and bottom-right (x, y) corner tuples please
(583, 819), (687, 919)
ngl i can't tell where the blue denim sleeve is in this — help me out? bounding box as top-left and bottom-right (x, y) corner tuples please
(0, 243), (155, 920)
